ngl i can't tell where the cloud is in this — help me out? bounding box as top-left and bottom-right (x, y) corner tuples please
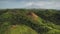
(24, 1), (60, 9)
(0, 0), (60, 9)
(25, 2), (33, 6)
(24, 1), (55, 8)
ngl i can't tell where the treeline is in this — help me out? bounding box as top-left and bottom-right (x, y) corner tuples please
(33, 9), (60, 25)
(0, 9), (60, 25)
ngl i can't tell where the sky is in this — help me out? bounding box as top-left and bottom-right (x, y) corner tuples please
(0, 0), (60, 9)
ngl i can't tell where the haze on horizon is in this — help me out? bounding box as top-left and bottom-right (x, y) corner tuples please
(0, 0), (60, 9)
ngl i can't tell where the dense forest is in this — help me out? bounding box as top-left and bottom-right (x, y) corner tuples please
(0, 9), (60, 34)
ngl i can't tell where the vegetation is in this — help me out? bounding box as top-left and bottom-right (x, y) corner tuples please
(0, 9), (60, 34)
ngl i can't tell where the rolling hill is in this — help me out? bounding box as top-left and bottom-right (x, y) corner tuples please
(0, 9), (60, 34)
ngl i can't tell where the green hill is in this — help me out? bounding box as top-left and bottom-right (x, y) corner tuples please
(0, 9), (60, 34)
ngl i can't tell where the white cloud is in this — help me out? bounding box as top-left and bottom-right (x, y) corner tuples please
(24, 1), (60, 9)
(0, 0), (60, 9)
(25, 2), (33, 6)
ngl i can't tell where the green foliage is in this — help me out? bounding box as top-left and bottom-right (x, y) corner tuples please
(0, 9), (60, 34)
(6, 25), (38, 34)
(0, 22), (11, 34)
(34, 9), (60, 25)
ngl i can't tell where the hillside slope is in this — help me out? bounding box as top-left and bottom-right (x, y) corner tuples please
(0, 9), (60, 34)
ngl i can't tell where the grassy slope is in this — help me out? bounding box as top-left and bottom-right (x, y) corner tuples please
(29, 13), (60, 34)
(0, 9), (60, 34)
(5, 25), (38, 34)
(0, 11), (38, 34)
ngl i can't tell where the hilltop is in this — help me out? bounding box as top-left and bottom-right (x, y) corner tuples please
(0, 9), (60, 34)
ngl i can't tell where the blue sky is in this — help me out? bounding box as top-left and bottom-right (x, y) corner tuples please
(0, 0), (60, 9)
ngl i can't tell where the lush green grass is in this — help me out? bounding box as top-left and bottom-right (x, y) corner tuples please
(5, 25), (38, 34)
